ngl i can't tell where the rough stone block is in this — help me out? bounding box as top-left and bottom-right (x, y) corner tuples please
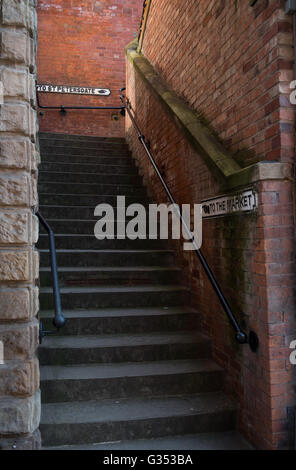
(32, 250), (39, 281)
(0, 391), (40, 434)
(0, 31), (33, 66)
(0, 358), (39, 397)
(0, 103), (36, 137)
(31, 287), (39, 318)
(0, 289), (30, 322)
(31, 171), (38, 207)
(1, 0), (36, 34)
(32, 213), (39, 244)
(0, 251), (30, 281)
(0, 211), (29, 244)
(0, 320), (39, 361)
(0, 68), (32, 102)
(0, 173), (30, 206)
(0, 429), (41, 450)
(0, 139), (32, 170)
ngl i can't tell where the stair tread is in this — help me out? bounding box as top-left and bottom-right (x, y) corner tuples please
(40, 359), (222, 381)
(39, 330), (206, 349)
(38, 193), (149, 199)
(40, 266), (180, 272)
(39, 132), (126, 142)
(40, 285), (188, 294)
(39, 306), (197, 319)
(39, 180), (143, 185)
(41, 392), (236, 425)
(42, 431), (253, 450)
(39, 248), (173, 253)
(40, 170), (138, 177)
(38, 206), (139, 210)
(40, 161), (133, 168)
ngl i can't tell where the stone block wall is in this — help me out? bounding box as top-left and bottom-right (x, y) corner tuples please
(0, 0), (40, 450)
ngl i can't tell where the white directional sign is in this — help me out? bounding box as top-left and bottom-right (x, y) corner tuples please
(36, 84), (111, 96)
(202, 188), (258, 218)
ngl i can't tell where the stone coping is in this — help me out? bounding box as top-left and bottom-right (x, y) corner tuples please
(125, 40), (291, 190)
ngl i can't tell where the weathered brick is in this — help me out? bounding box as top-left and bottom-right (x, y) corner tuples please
(125, 0), (296, 451)
(37, 0), (143, 137)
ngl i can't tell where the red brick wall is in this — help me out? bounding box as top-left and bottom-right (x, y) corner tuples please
(142, 0), (295, 168)
(37, 0), (143, 137)
(126, 0), (296, 449)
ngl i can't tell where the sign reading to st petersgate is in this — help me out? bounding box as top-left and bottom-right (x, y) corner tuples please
(36, 84), (111, 96)
(202, 188), (258, 218)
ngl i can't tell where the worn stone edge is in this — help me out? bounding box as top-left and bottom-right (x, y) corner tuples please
(125, 40), (290, 188)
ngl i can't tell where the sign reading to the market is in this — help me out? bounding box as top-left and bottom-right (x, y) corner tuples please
(202, 188), (258, 218)
(36, 84), (111, 96)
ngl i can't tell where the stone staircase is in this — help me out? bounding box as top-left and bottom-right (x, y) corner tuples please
(37, 132), (251, 450)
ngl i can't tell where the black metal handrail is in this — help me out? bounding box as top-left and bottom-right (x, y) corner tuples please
(36, 211), (66, 342)
(120, 87), (259, 352)
(36, 83), (125, 115)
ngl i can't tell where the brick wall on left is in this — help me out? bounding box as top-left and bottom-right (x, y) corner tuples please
(0, 0), (41, 450)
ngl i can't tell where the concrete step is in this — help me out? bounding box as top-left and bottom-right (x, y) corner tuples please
(37, 234), (165, 250)
(39, 249), (175, 267)
(39, 306), (199, 336)
(39, 132), (126, 144)
(42, 431), (252, 450)
(39, 145), (130, 157)
(39, 266), (181, 286)
(40, 393), (237, 446)
(38, 181), (146, 196)
(40, 161), (138, 175)
(38, 193), (149, 207)
(40, 359), (224, 403)
(39, 284), (190, 309)
(38, 218), (150, 235)
(39, 218), (153, 235)
(39, 135), (129, 147)
(39, 170), (141, 185)
(38, 205), (150, 220)
(38, 331), (211, 365)
(39, 139), (129, 150)
(40, 154), (133, 165)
